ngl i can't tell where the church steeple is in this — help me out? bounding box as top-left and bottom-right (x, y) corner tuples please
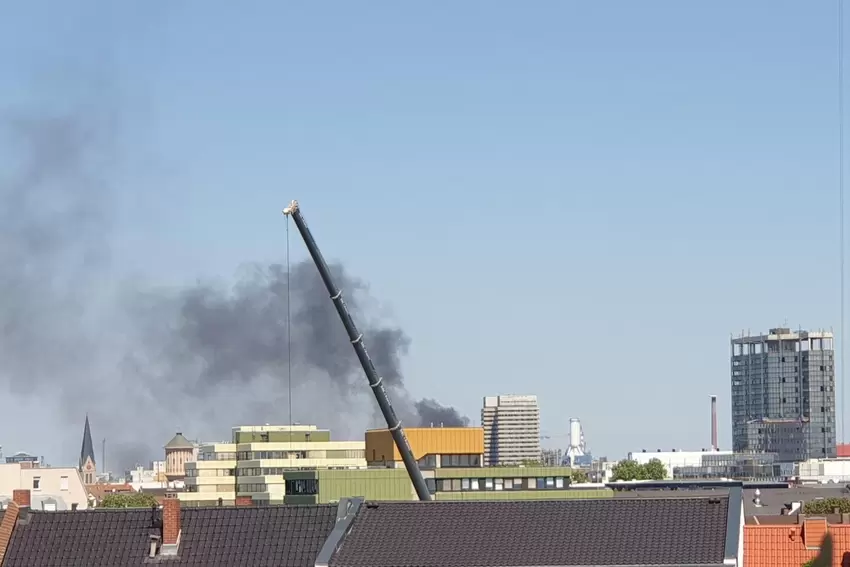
(79, 414), (96, 484)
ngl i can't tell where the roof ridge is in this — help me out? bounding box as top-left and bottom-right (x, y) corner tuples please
(362, 495), (730, 504)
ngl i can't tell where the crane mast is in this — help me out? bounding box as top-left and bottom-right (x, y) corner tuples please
(282, 200), (432, 502)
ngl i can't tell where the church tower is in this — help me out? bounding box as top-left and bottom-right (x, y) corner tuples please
(79, 415), (96, 484)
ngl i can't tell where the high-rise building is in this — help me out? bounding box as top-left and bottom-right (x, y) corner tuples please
(731, 327), (836, 462)
(481, 394), (541, 466)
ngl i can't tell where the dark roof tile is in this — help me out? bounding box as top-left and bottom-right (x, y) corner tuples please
(2, 504), (337, 567)
(330, 497), (731, 567)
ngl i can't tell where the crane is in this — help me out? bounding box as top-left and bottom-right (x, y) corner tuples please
(282, 200), (432, 502)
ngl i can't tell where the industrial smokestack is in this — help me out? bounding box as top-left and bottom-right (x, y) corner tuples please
(710, 395), (718, 451)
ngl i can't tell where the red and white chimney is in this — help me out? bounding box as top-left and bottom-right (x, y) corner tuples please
(710, 395), (718, 451)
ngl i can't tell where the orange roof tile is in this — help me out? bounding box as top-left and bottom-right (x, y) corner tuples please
(745, 522), (850, 567)
(86, 483), (136, 501)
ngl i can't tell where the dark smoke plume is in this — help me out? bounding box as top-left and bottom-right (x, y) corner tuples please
(0, 112), (468, 472)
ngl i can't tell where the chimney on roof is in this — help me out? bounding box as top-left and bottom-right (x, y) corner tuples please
(803, 517), (828, 548)
(12, 490), (30, 509)
(235, 496), (254, 507)
(162, 493), (181, 547)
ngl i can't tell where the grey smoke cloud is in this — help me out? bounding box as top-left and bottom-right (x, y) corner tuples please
(0, 111), (468, 472)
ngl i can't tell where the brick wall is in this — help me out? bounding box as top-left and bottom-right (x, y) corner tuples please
(162, 498), (181, 545)
(235, 496), (253, 507)
(12, 490), (30, 508)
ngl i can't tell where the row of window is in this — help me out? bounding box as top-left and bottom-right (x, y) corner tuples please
(238, 451), (307, 460)
(198, 452), (237, 461)
(186, 468), (235, 477)
(185, 484), (234, 493)
(732, 340), (834, 356)
(429, 476), (568, 493)
(237, 484), (267, 493)
(416, 454), (482, 469)
(29, 477), (70, 491)
(238, 467), (298, 477)
(198, 450), (341, 461)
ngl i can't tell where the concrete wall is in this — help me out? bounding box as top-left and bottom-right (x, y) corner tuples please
(0, 463), (88, 510)
(318, 469), (415, 503)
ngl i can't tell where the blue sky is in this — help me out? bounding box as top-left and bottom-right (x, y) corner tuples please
(0, 1), (844, 461)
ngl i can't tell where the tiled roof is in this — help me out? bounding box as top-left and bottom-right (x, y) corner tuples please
(86, 483), (136, 502)
(2, 504), (337, 567)
(744, 522), (850, 567)
(612, 484), (850, 517)
(164, 432), (195, 450)
(330, 497), (732, 567)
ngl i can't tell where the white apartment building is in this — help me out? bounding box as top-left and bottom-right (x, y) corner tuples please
(0, 463), (89, 510)
(481, 394), (541, 466)
(181, 424), (366, 506)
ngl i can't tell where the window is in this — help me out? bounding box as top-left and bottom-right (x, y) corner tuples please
(417, 455), (437, 469)
(555, 477), (565, 489)
(285, 479), (318, 495)
(461, 478), (470, 490)
(495, 478), (504, 491)
(32, 477), (41, 491)
(60, 476), (69, 491)
(470, 478), (480, 490)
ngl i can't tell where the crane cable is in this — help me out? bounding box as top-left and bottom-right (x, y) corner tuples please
(286, 215), (294, 435)
(837, 0), (847, 443)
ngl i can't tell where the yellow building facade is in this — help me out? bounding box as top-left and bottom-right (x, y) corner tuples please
(365, 426), (485, 469)
(180, 425), (366, 506)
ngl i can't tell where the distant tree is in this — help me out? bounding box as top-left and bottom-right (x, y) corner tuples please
(642, 458), (667, 480)
(610, 458), (667, 481)
(99, 492), (160, 509)
(570, 469), (590, 483)
(803, 498), (850, 514)
(611, 459), (644, 481)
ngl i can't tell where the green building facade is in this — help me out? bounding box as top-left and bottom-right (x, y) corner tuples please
(282, 466), (613, 504)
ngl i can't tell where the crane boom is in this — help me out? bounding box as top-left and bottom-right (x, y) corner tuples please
(282, 200), (432, 501)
